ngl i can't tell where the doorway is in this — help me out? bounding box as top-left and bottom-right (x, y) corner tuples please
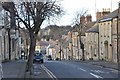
(104, 41), (108, 61)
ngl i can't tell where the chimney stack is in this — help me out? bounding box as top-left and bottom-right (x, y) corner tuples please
(80, 16), (85, 25)
(96, 8), (110, 20)
(86, 14), (92, 23)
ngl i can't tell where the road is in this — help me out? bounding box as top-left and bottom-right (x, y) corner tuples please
(33, 60), (118, 79)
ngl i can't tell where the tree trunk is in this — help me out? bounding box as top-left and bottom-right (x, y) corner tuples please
(26, 32), (37, 73)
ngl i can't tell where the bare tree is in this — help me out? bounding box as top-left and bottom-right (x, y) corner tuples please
(2, 0), (63, 73)
(72, 9), (88, 61)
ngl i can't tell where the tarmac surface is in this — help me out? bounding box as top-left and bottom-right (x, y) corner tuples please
(1, 59), (120, 79)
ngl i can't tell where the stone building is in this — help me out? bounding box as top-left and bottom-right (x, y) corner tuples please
(0, 7), (10, 62)
(66, 31), (80, 60)
(98, 9), (118, 62)
(85, 23), (99, 60)
(118, 2), (120, 63)
(0, 5), (22, 62)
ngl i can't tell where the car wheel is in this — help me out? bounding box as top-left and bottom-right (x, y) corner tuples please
(41, 60), (43, 63)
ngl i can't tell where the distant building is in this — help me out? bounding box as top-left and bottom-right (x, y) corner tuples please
(71, 31), (80, 60)
(46, 45), (55, 59)
(36, 41), (49, 54)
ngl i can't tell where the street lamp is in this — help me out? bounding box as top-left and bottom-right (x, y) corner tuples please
(4, 11), (11, 60)
(56, 40), (62, 61)
(78, 23), (85, 61)
(80, 40), (85, 61)
(66, 46), (69, 60)
(77, 34), (80, 60)
(59, 45), (62, 61)
(69, 31), (73, 60)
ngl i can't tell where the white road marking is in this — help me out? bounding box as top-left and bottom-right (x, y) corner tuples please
(94, 64), (118, 73)
(33, 72), (42, 76)
(106, 68), (118, 73)
(90, 73), (103, 78)
(91, 70), (109, 74)
(78, 68), (87, 72)
(0, 64), (3, 78)
(41, 65), (57, 80)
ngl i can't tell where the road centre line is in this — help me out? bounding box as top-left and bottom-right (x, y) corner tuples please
(90, 72), (103, 78)
(41, 65), (57, 80)
(78, 68), (87, 72)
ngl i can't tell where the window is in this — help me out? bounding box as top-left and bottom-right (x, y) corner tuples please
(101, 53), (103, 55)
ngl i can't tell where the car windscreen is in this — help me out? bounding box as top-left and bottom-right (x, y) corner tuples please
(34, 53), (43, 56)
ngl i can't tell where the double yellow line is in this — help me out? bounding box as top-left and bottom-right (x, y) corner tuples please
(41, 64), (58, 80)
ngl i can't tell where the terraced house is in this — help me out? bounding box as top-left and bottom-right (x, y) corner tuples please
(0, 6), (10, 62)
(98, 9), (118, 62)
(85, 8), (118, 63)
(85, 23), (99, 60)
(0, 4), (22, 62)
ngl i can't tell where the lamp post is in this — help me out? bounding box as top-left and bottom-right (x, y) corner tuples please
(4, 11), (11, 60)
(56, 40), (61, 61)
(6, 28), (11, 60)
(66, 46), (68, 60)
(78, 26), (85, 61)
(59, 45), (62, 61)
(70, 31), (73, 60)
(79, 23), (85, 61)
(77, 34), (80, 60)
(80, 40), (85, 61)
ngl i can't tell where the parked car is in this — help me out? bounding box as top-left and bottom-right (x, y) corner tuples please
(55, 57), (60, 61)
(47, 55), (52, 60)
(33, 52), (44, 63)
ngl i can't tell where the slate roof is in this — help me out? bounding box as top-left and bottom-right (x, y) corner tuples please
(98, 9), (118, 22)
(48, 45), (54, 48)
(86, 23), (99, 33)
(36, 41), (49, 46)
(81, 22), (96, 36)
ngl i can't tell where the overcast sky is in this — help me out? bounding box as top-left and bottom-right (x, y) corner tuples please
(41, 0), (119, 28)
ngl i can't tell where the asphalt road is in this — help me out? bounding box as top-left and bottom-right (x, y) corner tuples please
(41, 60), (118, 79)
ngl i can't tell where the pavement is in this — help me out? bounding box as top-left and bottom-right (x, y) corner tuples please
(2, 59), (26, 78)
(30, 63), (51, 78)
(2, 59), (51, 79)
(67, 60), (119, 71)
(1, 59), (119, 79)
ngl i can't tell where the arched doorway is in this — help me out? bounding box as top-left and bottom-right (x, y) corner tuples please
(104, 41), (108, 61)
(90, 46), (93, 60)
